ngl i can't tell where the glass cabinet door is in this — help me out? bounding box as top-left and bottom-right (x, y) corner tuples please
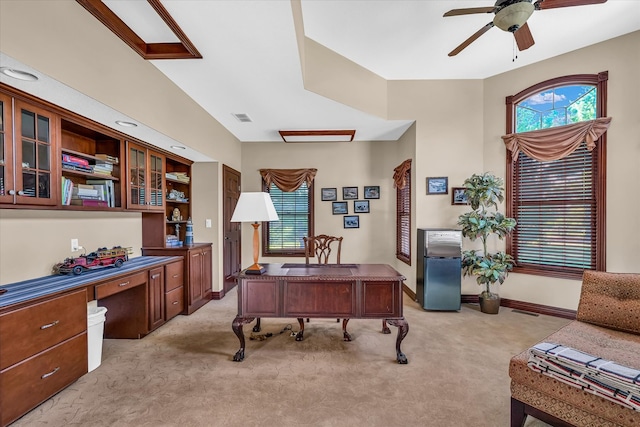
(128, 143), (147, 208)
(148, 152), (164, 210)
(13, 100), (58, 206)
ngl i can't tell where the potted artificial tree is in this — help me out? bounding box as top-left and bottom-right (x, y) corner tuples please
(457, 173), (516, 314)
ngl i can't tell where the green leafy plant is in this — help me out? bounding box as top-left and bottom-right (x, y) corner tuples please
(457, 173), (516, 297)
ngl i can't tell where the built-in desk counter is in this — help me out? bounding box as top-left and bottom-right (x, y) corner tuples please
(0, 255), (184, 427)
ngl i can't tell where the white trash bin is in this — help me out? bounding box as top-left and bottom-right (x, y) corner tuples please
(87, 306), (108, 372)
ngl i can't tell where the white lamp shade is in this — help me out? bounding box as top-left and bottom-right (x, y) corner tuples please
(231, 192), (279, 222)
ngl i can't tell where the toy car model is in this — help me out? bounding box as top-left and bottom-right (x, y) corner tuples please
(53, 246), (130, 275)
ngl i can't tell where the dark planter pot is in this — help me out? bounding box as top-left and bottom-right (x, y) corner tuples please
(479, 292), (500, 314)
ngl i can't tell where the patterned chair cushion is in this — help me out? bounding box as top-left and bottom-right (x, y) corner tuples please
(577, 271), (640, 335)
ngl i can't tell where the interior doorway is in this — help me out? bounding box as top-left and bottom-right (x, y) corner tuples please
(222, 165), (241, 294)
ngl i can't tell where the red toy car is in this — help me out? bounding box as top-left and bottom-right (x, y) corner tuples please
(53, 246), (130, 275)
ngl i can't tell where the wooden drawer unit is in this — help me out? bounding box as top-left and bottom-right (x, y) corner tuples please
(165, 286), (184, 320)
(95, 271), (147, 299)
(0, 289), (87, 370)
(165, 259), (184, 292)
(0, 334), (88, 427)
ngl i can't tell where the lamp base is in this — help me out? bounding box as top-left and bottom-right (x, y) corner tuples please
(245, 263), (266, 275)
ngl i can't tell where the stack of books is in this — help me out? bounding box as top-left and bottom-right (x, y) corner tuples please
(166, 172), (190, 183)
(62, 154), (92, 173)
(95, 153), (119, 164)
(70, 183), (109, 207)
(92, 160), (114, 177)
(166, 235), (183, 247)
(61, 176), (75, 205)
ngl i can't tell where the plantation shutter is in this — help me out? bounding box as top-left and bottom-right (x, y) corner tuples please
(511, 143), (597, 271)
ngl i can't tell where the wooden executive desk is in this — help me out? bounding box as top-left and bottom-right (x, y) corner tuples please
(232, 263), (409, 363)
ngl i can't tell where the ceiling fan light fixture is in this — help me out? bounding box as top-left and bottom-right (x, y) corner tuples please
(494, 2), (535, 32)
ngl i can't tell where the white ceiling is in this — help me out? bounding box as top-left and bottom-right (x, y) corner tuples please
(2, 0), (639, 160)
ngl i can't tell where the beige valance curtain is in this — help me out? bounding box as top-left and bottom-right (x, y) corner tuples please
(393, 159), (412, 190)
(502, 117), (611, 162)
(259, 168), (317, 192)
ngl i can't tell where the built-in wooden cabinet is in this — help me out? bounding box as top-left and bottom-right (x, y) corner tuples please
(148, 266), (165, 332)
(0, 289), (88, 427)
(164, 259), (185, 320)
(126, 141), (165, 212)
(0, 92), (59, 206)
(142, 244), (212, 315)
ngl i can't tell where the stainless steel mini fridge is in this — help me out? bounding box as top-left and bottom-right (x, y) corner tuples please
(416, 228), (462, 311)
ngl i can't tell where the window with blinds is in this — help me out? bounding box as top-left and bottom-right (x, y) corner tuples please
(506, 73), (607, 279)
(263, 182), (313, 255)
(512, 144), (596, 272)
(396, 170), (411, 265)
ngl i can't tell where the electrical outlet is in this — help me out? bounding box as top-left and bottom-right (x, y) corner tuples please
(205, 219), (212, 228)
(71, 239), (79, 252)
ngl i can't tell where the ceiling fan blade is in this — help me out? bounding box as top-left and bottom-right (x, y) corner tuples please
(514, 22), (535, 51)
(448, 22), (495, 57)
(535, 0), (607, 10)
(443, 7), (496, 17)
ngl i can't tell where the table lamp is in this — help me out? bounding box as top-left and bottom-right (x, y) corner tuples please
(230, 192), (279, 274)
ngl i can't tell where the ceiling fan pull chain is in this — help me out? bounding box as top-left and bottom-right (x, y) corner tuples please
(512, 38), (518, 62)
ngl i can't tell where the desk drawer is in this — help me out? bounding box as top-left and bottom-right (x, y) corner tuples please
(0, 333), (87, 427)
(95, 271), (147, 299)
(165, 286), (184, 320)
(165, 260), (184, 292)
(0, 289), (87, 370)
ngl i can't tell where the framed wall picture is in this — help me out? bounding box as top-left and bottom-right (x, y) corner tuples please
(321, 187), (337, 201)
(354, 200), (370, 213)
(332, 201), (348, 214)
(451, 187), (469, 205)
(426, 177), (448, 195)
(364, 186), (380, 199)
(342, 186), (358, 200)
(343, 215), (359, 229)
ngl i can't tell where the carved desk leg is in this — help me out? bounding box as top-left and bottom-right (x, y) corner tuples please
(381, 319), (391, 334)
(232, 315), (255, 362)
(385, 318), (409, 364)
(342, 318), (352, 341)
(253, 317), (261, 333)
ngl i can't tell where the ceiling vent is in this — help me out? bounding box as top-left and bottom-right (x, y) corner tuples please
(279, 130), (356, 143)
(233, 113), (253, 123)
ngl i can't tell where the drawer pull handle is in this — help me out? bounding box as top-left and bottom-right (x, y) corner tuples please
(151, 274), (160, 279)
(172, 274), (179, 278)
(41, 367), (60, 379)
(40, 320), (59, 330)
(172, 301), (179, 305)
(193, 253), (200, 257)
(119, 281), (130, 287)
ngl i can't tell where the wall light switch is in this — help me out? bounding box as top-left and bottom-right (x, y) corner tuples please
(71, 238), (79, 252)
(205, 219), (212, 228)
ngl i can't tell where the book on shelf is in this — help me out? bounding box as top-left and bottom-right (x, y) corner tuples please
(62, 162), (93, 173)
(61, 177), (74, 206)
(86, 179), (115, 208)
(95, 153), (119, 164)
(62, 154), (89, 167)
(70, 199), (109, 207)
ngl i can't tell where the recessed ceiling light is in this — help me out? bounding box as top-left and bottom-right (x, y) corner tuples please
(170, 145), (186, 150)
(115, 120), (137, 127)
(0, 67), (38, 81)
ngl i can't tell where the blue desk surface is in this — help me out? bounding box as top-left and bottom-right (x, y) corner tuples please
(0, 256), (181, 309)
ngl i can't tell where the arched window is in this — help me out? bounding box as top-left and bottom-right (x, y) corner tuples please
(504, 72), (609, 279)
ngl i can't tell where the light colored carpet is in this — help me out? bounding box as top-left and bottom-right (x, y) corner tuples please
(12, 288), (569, 427)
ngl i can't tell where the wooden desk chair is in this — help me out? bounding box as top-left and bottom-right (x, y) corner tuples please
(296, 235), (350, 340)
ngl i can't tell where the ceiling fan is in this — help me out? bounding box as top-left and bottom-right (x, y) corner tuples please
(444, 0), (608, 56)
